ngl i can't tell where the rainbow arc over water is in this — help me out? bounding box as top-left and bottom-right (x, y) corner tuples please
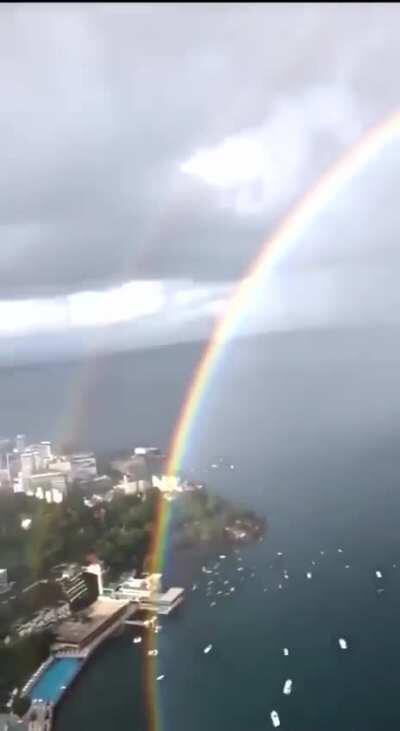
(144, 109), (400, 731)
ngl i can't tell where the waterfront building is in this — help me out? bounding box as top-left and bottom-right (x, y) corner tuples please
(51, 597), (132, 657)
(104, 573), (184, 615)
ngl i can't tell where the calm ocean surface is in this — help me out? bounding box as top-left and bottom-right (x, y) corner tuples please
(2, 328), (400, 730)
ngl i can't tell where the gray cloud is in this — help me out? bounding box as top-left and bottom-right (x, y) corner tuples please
(1, 3), (400, 358)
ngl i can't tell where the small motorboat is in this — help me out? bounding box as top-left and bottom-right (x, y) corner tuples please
(375, 570), (383, 579)
(203, 644), (213, 654)
(283, 648), (289, 656)
(338, 638), (348, 650)
(147, 649), (158, 657)
(156, 674), (165, 681)
(306, 572), (312, 579)
(270, 710), (280, 728)
(133, 637), (142, 644)
(219, 555), (227, 560)
(283, 679), (293, 696)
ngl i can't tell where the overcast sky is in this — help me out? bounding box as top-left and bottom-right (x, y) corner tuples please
(1, 3), (400, 363)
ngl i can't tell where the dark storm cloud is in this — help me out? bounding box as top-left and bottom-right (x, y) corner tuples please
(1, 2), (400, 300)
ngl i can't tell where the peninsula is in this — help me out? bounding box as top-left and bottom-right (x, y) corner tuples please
(0, 437), (266, 724)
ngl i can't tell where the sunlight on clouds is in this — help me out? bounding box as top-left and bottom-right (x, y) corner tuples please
(0, 281), (165, 336)
(180, 86), (364, 216)
(67, 281), (165, 327)
(0, 298), (67, 335)
(181, 134), (267, 189)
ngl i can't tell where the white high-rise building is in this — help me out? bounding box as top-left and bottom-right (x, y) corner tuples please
(20, 451), (35, 477)
(0, 569), (8, 591)
(39, 441), (52, 461)
(15, 434), (26, 452)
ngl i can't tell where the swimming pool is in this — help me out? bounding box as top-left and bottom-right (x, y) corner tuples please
(28, 658), (82, 703)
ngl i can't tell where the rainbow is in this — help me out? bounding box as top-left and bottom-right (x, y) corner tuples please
(166, 110), (400, 481)
(146, 109), (400, 578)
(144, 109), (400, 731)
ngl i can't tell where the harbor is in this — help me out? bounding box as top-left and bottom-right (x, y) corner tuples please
(21, 570), (184, 730)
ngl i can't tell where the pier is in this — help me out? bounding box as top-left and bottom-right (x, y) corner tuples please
(21, 576), (184, 729)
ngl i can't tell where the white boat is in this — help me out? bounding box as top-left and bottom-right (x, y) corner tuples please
(270, 710), (280, 727)
(192, 584), (197, 591)
(203, 644), (213, 654)
(277, 552), (283, 556)
(338, 637), (347, 650)
(147, 649), (158, 657)
(375, 570), (382, 579)
(306, 572), (312, 579)
(283, 679), (293, 695)
(345, 564), (350, 569)
(210, 601), (216, 607)
(283, 648), (289, 656)
(337, 548), (343, 553)
(219, 555), (227, 560)
(156, 674), (165, 681)
(133, 637), (142, 644)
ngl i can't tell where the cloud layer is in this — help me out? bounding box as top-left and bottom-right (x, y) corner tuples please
(1, 4), (400, 361)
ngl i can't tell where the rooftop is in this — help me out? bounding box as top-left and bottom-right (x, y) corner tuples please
(54, 597), (129, 646)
